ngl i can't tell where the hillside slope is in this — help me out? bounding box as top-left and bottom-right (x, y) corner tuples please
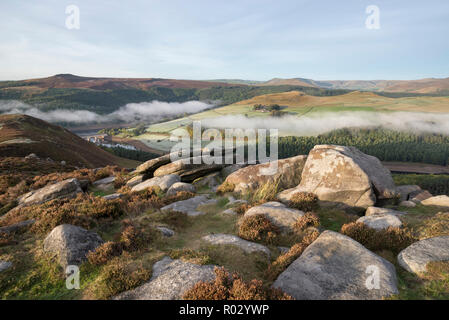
(0, 114), (137, 168)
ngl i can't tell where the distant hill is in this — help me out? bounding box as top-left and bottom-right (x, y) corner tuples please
(0, 114), (138, 168)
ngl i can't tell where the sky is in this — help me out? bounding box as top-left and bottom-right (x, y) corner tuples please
(0, 0), (448, 81)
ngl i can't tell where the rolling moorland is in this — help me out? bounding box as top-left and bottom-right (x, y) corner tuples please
(0, 74), (449, 300)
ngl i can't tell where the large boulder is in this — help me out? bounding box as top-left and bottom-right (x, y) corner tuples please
(154, 156), (225, 183)
(357, 214), (403, 230)
(43, 224), (103, 268)
(243, 201), (304, 232)
(18, 178), (83, 206)
(202, 234), (270, 257)
(397, 236), (449, 274)
(114, 257), (216, 300)
(161, 195), (217, 216)
(166, 182), (196, 196)
(131, 174), (180, 192)
(421, 195), (449, 208)
(278, 145), (397, 210)
(222, 155), (307, 194)
(272, 231), (398, 300)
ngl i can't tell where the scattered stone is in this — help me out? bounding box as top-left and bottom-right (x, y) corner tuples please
(60, 160), (66, 166)
(43, 224), (103, 268)
(272, 231), (398, 300)
(157, 226), (175, 237)
(365, 206), (407, 217)
(409, 190), (433, 203)
(398, 236), (449, 274)
(131, 174), (180, 192)
(154, 156), (225, 183)
(357, 214), (403, 230)
(223, 155), (307, 194)
(126, 175), (144, 187)
(0, 260), (12, 272)
(396, 185), (422, 201)
(93, 176), (115, 186)
(0, 219), (35, 234)
(113, 257), (216, 300)
(399, 201), (416, 208)
(202, 234), (270, 257)
(166, 182), (196, 196)
(278, 145), (397, 210)
(25, 153), (39, 160)
(18, 178), (83, 206)
(102, 193), (123, 200)
(421, 195), (449, 208)
(161, 196), (216, 216)
(222, 208), (237, 215)
(243, 201), (304, 232)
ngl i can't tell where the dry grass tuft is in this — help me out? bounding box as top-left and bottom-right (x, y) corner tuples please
(293, 213), (320, 232)
(288, 192), (319, 212)
(238, 214), (279, 245)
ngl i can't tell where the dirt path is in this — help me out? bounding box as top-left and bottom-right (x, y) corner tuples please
(383, 161), (449, 174)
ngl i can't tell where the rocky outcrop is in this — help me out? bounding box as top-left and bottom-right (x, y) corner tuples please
(114, 257), (216, 300)
(365, 206), (407, 217)
(134, 154), (172, 175)
(202, 234), (270, 257)
(92, 176), (115, 186)
(43, 224), (103, 268)
(243, 201), (304, 232)
(221, 164), (247, 178)
(126, 175), (144, 187)
(357, 214), (403, 230)
(421, 195), (449, 208)
(192, 172), (222, 190)
(397, 236), (449, 274)
(154, 156), (225, 183)
(166, 182), (196, 196)
(278, 145), (397, 210)
(272, 231), (398, 300)
(18, 178), (83, 206)
(161, 196), (217, 216)
(222, 155), (307, 194)
(131, 174), (180, 192)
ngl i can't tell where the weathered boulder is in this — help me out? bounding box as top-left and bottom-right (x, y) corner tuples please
(397, 236), (449, 274)
(222, 155), (307, 194)
(126, 175), (144, 187)
(421, 195), (449, 208)
(357, 214), (403, 230)
(192, 172), (222, 190)
(202, 234), (270, 257)
(221, 164), (247, 178)
(157, 226), (175, 237)
(114, 257), (216, 300)
(154, 156), (225, 183)
(278, 145), (397, 210)
(134, 154), (172, 175)
(272, 231), (398, 300)
(43, 224), (103, 268)
(161, 195), (217, 216)
(243, 201), (304, 232)
(365, 206), (407, 217)
(18, 178), (83, 206)
(93, 176), (115, 186)
(0, 260), (12, 272)
(396, 185), (422, 202)
(0, 219), (35, 234)
(409, 190), (433, 203)
(131, 174), (180, 192)
(166, 182), (196, 196)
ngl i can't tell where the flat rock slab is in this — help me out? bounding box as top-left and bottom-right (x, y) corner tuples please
(166, 182), (196, 196)
(161, 195), (216, 216)
(114, 257), (216, 300)
(202, 234), (270, 257)
(421, 195), (449, 208)
(272, 231), (398, 300)
(43, 224), (103, 268)
(18, 178), (82, 206)
(365, 206), (407, 217)
(131, 174), (180, 192)
(102, 193), (123, 200)
(135, 154), (172, 175)
(126, 175), (144, 187)
(357, 214), (402, 230)
(93, 176), (115, 186)
(0, 219), (35, 234)
(398, 236), (449, 274)
(0, 260), (12, 272)
(244, 201), (304, 232)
